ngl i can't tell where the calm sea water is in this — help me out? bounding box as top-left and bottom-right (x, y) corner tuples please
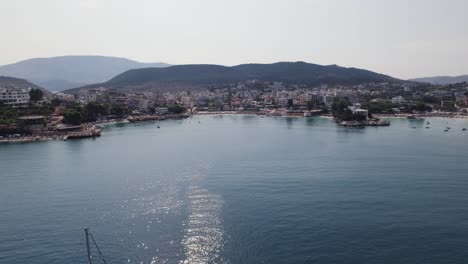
(1, 116), (468, 264)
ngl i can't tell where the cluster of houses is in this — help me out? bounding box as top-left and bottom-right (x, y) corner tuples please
(72, 80), (468, 115)
(4, 80), (468, 116)
(73, 82), (383, 112)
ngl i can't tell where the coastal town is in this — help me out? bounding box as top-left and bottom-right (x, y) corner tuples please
(1, 80), (468, 142)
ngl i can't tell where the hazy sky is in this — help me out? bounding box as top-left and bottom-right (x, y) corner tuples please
(1, 0), (468, 79)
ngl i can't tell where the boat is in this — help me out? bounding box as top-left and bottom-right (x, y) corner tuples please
(444, 129), (449, 132)
(425, 127), (430, 129)
(463, 128), (467, 131)
(157, 125), (160, 129)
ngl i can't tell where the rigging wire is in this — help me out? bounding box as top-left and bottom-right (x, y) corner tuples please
(89, 231), (108, 264)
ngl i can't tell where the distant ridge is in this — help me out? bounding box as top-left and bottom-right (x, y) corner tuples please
(0, 56), (171, 92)
(65, 61), (400, 94)
(410, 75), (468, 85)
(0, 76), (51, 95)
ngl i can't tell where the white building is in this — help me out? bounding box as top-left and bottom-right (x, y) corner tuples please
(348, 104), (369, 120)
(54, 93), (75, 102)
(0, 87), (30, 105)
(403, 86), (413, 92)
(392, 96), (404, 104)
(354, 109), (369, 120)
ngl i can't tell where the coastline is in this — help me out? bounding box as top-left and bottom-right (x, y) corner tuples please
(0, 114), (188, 144)
(374, 113), (468, 119)
(3, 112), (467, 144)
(0, 125), (101, 144)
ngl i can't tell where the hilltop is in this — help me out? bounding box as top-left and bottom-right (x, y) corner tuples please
(0, 56), (171, 92)
(0, 76), (50, 95)
(65, 62), (400, 94)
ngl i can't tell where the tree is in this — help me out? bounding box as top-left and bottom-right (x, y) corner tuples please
(306, 100), (315, 111)
(63, 109), (82, 125)
(423, 96), (440, 104)
(287, 99), (294, 109)
(29, 89), (43, 102)
(148, 107), (156, 114)
(83, 102), (108, 122)
(110, 105), (128, 117)
(332, 99), (350, 116)
(414, 102), (430, 112)
(168, 104), (186, 114)
(51, 98), (62, 107)
(341, 108), (354, 121)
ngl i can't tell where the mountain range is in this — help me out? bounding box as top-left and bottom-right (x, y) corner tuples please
(410, 75), (468, 85)
(65, 62), (400, 94)
(0, 56), (170, 92)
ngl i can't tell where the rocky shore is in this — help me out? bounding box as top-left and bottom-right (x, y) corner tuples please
(0, 114), (193, 144)
(337, 119), (390, 128)
(0, 125), (101, 143)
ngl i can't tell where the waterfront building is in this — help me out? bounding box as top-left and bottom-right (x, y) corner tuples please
(354, 109), (369, 120)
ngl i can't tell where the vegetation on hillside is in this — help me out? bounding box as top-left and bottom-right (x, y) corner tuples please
(0, 104), (54, 125)
(62, 102), (130, 124)
(66, 62), (400, 94)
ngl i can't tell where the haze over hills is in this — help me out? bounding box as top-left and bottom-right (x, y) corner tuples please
(0, 76), (51, 96)
(65, 62), (401, 94)
(0, 56), (171, 92)
(410, 75), (468, 85)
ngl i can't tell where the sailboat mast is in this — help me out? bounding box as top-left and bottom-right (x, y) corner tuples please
(85, 228), (92, 264)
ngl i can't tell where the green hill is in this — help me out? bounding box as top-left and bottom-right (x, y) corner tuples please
(65, 62), (400, 93)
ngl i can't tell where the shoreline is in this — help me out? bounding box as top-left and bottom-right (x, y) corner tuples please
(0, 114), (189, 144)
(374, 113), (468, 120)
(2, 113), (467, 144)
(0, 126), (102, 144)
(194, 111), (468, 120)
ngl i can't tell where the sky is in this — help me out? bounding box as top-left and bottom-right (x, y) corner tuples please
(1, 0), (468, 79)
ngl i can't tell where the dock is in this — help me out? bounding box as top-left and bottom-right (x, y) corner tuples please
(64, 129), (101, 140)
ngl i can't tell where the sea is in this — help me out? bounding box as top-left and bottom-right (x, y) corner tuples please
(1, 115), (468, 264)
